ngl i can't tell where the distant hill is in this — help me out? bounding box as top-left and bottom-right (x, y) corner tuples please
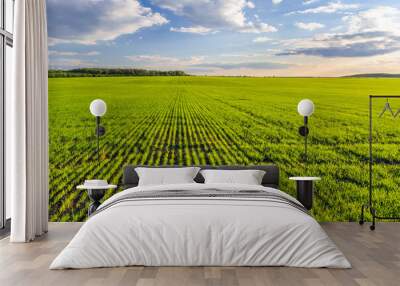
(48, 68), (188, 78)
(343, 73), (400, 78)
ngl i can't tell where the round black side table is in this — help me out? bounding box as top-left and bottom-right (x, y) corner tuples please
(77, 184), (117, 216)
(289, 177), (321, 210)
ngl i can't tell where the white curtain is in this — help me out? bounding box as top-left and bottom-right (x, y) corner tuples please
(9, 0), (49, 242)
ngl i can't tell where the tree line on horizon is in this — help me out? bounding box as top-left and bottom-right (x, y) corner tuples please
(48, 68), (189, 78)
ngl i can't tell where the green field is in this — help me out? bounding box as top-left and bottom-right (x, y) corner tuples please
(49, 76), (400, 222)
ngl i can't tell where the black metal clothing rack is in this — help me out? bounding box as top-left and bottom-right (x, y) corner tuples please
(359, 95), (400, 230)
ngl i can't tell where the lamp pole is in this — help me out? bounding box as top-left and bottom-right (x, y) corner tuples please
(299, 116), (309, 171)
(304, 116), (308, 167)
(96, 116), (100, 166)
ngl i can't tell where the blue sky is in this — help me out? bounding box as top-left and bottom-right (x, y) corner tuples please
(47, 0), (400, 76)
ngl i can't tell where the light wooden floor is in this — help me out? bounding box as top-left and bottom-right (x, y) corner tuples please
(0, 222), (399, 286)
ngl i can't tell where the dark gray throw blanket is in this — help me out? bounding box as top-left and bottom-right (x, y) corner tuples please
(93, 189), (308, 216)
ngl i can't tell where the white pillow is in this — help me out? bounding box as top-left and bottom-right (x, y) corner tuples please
(200, 169), (265, 185)
(135, 167), (200, 186)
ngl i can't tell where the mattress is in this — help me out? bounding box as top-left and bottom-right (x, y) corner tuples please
(50, 183), (351, 269)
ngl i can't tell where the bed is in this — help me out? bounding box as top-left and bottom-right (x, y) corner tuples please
(50, 165), (351, 269)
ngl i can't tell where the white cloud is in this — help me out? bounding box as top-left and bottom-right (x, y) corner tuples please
(272, 0), (283, 4)
(343, 6), (400, 36)
(48, 50), (100, 57)
(287, 1), (359, 15)
(47, 0), (168, 45)
(303, 0), (319, 5)
(170, 26), (214, 35)
(278, 6), (400, 58)
(240, 22), (277, 33)
(48, 38), (72, 47)
(126, 55), (205, 67)
(295, 22), (325, 31)
(220, 53), (269, 58)
(194, 62), (290, 70)
(253, 37), (271, 43)
(330, 25), (345, 32)
(247, 1), (255, 9)
(49, 58), (98, 69)
(125, 54), (290, 73)
(151, 0), (277, 34)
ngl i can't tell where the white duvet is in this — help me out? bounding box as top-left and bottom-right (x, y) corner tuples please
(50, 183), (351, 269)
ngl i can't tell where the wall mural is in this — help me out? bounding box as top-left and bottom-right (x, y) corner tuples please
(47, 0), (400, 222)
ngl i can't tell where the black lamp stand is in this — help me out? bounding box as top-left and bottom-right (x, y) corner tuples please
(298, 116), (309, 168)
(95, 116), (105, 166)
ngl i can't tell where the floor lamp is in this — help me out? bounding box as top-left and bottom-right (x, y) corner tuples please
(297, 99), (315, 169)
(89, 99), (107, 166)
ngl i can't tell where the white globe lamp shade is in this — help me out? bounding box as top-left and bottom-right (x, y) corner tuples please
(90, 99), (107, 117)
(297, 99), (314, 117)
